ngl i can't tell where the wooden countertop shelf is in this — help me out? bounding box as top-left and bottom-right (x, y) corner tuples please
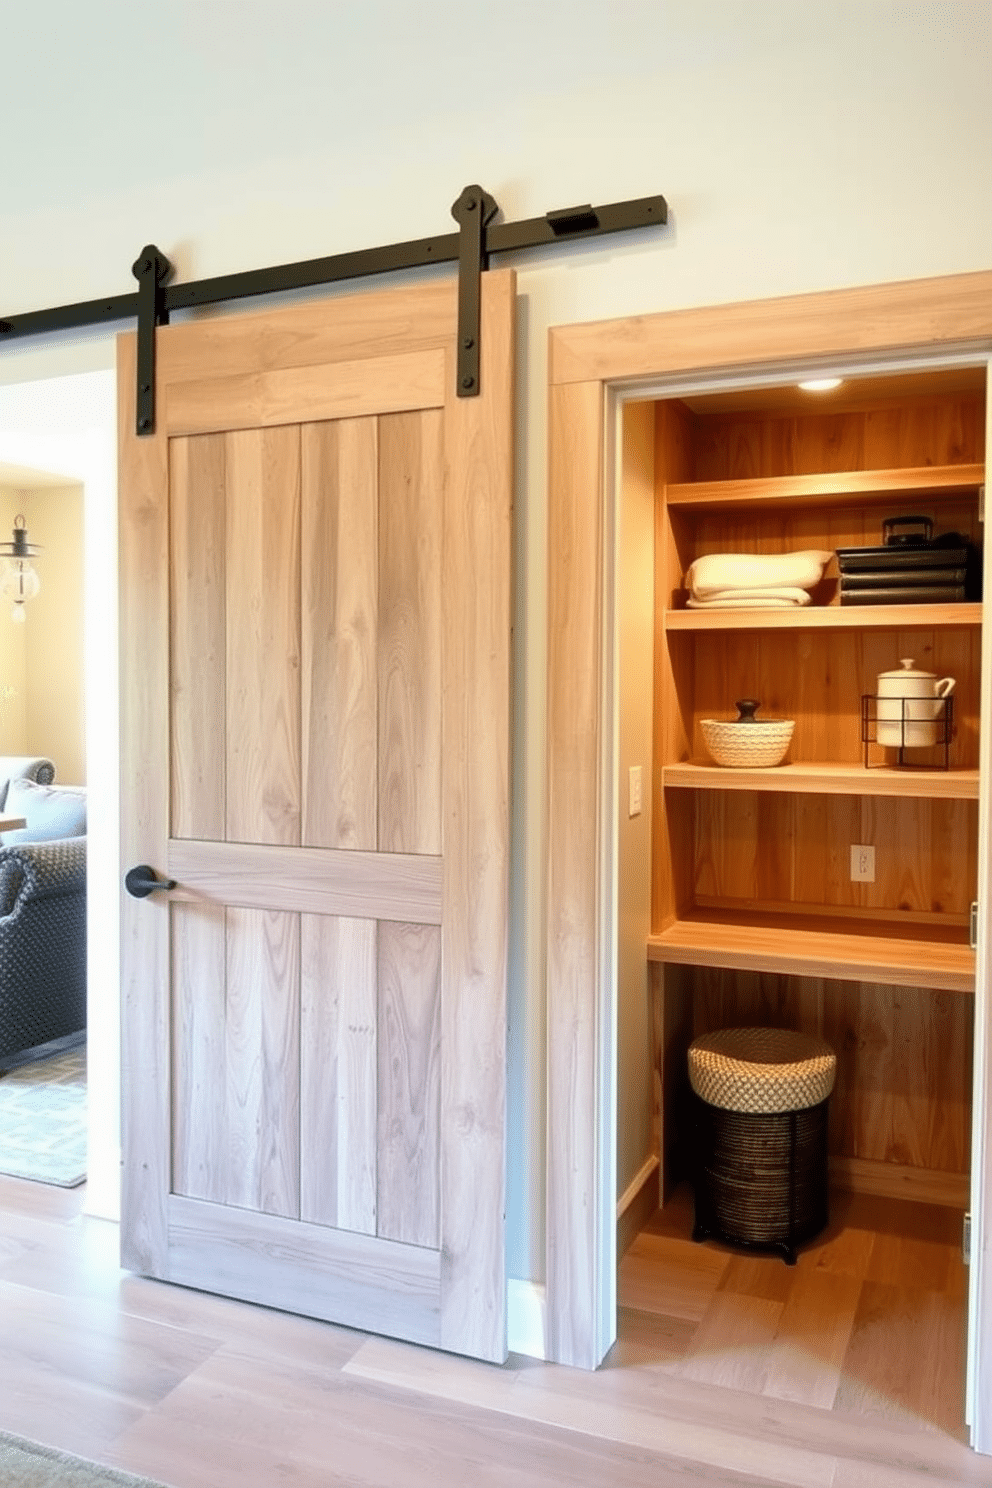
(663, 761), (980, 799)
(664, 462), (985, 511)
(665, 602), (981, 631)
(647, 909), (975, 994)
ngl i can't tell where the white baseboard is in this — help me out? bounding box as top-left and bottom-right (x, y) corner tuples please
(617, 1154), (659, 1218)
(507, 1277), (547, 1359)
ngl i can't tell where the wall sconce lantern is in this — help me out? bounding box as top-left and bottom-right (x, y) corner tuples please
(0, 515), (41, 623)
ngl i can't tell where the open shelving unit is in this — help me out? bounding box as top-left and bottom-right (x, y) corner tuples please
(645, 368), (986, 1207)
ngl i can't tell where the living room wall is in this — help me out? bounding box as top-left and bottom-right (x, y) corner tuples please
(0, 482), (85, 784)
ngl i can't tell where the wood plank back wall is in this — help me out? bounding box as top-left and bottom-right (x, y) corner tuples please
(651, 389), (985, 1197)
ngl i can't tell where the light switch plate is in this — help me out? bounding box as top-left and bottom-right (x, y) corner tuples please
(628, 765), (643, 817)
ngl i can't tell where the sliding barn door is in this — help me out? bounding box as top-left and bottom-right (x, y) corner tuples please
(118, 272), (514, 1361)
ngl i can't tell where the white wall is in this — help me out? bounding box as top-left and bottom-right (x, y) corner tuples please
(0, 1), (989, 1284)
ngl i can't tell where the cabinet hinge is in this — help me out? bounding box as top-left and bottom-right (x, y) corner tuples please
(972, 901), (979, 951)
(964, 1211), (972, 1265)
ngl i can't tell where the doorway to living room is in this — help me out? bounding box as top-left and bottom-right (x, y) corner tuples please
(0, 469), (87, 1188)
(0, 368), (118, 1218)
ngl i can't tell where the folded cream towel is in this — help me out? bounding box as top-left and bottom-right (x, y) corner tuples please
(689, 585), (811, 607)
(687, 549), (832, 599)
(686, 592), (809, 609)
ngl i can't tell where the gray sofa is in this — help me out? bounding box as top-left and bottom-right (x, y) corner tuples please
(0, 757), (87, 1071)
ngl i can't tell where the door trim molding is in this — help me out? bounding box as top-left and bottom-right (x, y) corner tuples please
(545, 270), (992, 1407)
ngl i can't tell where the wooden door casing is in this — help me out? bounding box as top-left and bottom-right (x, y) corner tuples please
(119, 272), (514, 1363)
(546, 271), (992, 1379)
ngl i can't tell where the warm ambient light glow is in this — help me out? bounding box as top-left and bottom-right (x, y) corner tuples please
(798, 377), (843, 392)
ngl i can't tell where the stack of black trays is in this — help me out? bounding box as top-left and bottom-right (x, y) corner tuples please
(837, 515), (980, 606)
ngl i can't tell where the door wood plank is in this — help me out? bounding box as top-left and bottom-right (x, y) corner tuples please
(301, 419), (379, 851)
(156, 277), (457, 382)
(170, 434), (227, 841)
(225, 428), (302, 847)
(438, 271), (514, 1360)
(165, 350), (445, 436)
(224, 908), (301, 1218)
(301, 914), (378, 1235)
(118, 330), (172, 1278)
(171, 902), (228, 1204)
(377, 410), (443, 856)
(167, 840), (442, 923)
(376, 922), (441, 1249)
(166, 1194), (442, 1347)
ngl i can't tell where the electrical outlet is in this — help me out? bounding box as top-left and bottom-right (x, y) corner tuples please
(628, 765), (643, 817)
(850, 844), (875, 883)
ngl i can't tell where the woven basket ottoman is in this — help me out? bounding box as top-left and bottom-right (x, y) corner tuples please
(688, 1026), (837, 1265)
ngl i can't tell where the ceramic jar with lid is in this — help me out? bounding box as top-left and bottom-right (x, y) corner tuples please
(875, 657), (955, 748)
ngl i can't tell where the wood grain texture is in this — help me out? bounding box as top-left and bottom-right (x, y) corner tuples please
(377, 409), (444, 855)
(437, 267), (514, 1361)
(653, 401), (696, 929)
(549, 268), (992, 387)
(169, 434), (227, 841)
(689, 405), (984, 485)
(4, 1180), (992, 1488)
(165, 349), (446, 435)
(166, 1194), (442, 1346)
(761, 1269), (863, 1410)
(829, 1156), (970, 1207)
(301, 418), (379, 850)
(167, 839), (442, 923)
(664, 762), (980, 799)
(156, 276), (457, 383)
(121, 274), (513, 1367)
(224, 426), (302, 846)
(675, 966), (973, 1183)
(171, 901), (228, 1203)
(666, 602), (982, 631)
(648, 913), (974, 992)
(546, 376), (607, 1369)
(376, 921), (441, 1249)
(690, 793), (976, 916)
(117, 330), (172, 1278)
(224, 907), (301, 1218)
(300, 914), (377, 1234)
(667, 462), (985, 507)
(682, 625), (980, 767)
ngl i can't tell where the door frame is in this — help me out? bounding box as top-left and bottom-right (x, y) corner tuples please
(544, 270), (992, 1442)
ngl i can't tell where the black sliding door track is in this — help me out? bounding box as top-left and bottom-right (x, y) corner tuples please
(0, 186), (667, 434)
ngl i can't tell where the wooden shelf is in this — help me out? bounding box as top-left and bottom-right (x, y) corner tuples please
(665, 462), (985, 511)
(663, 761), (979, 799)
(647, 909), (975, 994)
(665, 602), (981, 631)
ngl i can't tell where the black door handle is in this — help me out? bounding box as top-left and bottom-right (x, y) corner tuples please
(125, 864), (177, 899)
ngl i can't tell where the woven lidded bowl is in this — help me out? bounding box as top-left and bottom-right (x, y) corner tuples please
(688, 1026), (836, 1114)
(700, 716), (795, 768)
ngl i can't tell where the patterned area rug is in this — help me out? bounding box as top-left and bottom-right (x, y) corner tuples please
(0, 1431), (167, 1487)
(0, 1045), (86, 1187)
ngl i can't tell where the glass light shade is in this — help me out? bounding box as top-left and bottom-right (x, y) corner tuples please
(0, 561), (40, 605)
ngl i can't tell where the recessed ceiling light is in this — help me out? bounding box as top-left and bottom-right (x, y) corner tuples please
(798, 377), (843, 392)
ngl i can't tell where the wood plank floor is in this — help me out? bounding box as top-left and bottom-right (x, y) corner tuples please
(0, 1174), (990, 1488)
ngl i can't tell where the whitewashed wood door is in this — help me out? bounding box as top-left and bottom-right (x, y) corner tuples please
(118, 271), (514, 1362)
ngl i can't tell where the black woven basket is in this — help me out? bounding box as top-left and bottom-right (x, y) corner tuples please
(690, 1091), (829, 1264)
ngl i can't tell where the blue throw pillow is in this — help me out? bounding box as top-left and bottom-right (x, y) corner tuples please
(1, 777), (87, 846)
